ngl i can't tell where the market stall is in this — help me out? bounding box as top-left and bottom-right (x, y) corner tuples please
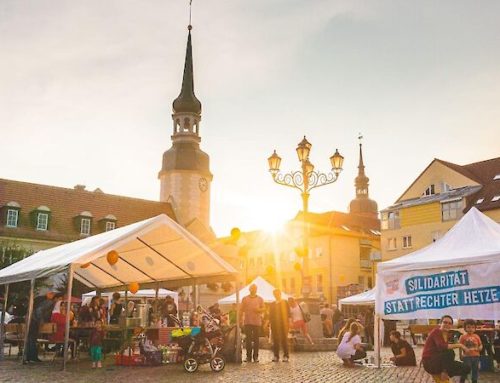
(374, 207), (500, 367)
(0, 214), (239, 369)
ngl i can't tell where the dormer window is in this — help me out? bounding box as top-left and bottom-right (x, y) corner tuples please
(2, 201), (21, 228)
(422, 184), (435, 197)
(31, 205), (51, 231)
(98, 214), (117, 232)
(75, 211), (93, 236)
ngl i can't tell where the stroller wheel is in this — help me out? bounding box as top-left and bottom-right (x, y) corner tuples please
(210, 356), (225, 372)
(184, 358), (199, 373)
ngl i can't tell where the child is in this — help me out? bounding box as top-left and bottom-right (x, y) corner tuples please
(459, 319), (483, 383)
(90, 319), (105, 368)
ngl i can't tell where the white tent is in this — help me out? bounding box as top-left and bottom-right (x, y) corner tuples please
(218, 276), (289, 304)
(338, 287), (375, 309)
(0, 214), (238, 368)
(375, 207), (500, 321)
(82, 288), (179, 306)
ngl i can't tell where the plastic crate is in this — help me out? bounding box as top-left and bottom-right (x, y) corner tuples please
(115, 354), (145, 366)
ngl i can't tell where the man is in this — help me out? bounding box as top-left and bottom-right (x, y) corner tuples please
(269, 289), (290, 362)
(320, 303), (334, 338)
(389, 330), (416, 366)
(422, 315), (471, 382)
(239, 284), (265, 362)
(332, 304), (343, 337)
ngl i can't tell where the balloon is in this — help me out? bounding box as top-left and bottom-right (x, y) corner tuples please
(129, 282), (139, 294)
(107, 250), (119, 265)
(293, 262), (302, 271)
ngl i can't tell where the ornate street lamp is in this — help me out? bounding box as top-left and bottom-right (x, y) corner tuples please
(267, 136), (344, 297)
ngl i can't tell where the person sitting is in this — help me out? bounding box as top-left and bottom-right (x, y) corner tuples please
(336, 322), (366, 367)
(422, 315), (471, 383)
(390, 330), (416, 366)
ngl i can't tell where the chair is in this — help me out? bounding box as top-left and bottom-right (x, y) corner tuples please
(4, 323), (25, 358)
(37, 323), (57, 357)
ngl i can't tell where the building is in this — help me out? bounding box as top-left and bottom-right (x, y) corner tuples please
(381, 157), (500, 261)
(224, 142), (381, 304)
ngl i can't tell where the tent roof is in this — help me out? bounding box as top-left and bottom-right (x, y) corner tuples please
(378, 207), (500, 273)
(0, 214), (237, 287)
(218, 276), (289, 304)
(338, 288), (375, 308)
(82, 288), (178, 299)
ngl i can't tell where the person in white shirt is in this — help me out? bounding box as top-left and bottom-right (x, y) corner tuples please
(336, 322), (366, 367)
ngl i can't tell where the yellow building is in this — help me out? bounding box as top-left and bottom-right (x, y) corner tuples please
(381, 157), (500, 261)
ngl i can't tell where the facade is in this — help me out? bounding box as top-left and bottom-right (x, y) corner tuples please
(381, 157), (500, 261)
(221, 142), (381, 304)
(0, 179), (175, 264)
(158, 26), (212, 228)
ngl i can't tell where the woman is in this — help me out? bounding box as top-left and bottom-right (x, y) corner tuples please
(109, 292), (123, 325)
(336, 322), (366, 367)
(338, 318), (364, 345)
(422, 315), (471, 382)
(288, 297), (313, 345)
(390, 330), (416, 366)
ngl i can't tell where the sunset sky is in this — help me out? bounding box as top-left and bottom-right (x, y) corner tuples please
(1, 1), (499, 236)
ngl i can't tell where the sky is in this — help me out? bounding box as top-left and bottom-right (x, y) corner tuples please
(1, 0), (499, 236)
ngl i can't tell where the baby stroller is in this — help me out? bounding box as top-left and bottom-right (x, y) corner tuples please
(170, 306), (225, 373)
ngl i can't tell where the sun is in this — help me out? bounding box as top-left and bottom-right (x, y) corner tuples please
(258, 213), (287, 235)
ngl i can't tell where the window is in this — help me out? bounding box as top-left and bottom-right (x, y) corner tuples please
(290, 278), (295, 291)
(442, 200), (463, 221)
(282, 278), (287, 291)
(402, 235), (412, 249)
(105, 221), (116, 231)
(476, 198), (484, 204)
(317, 275), (323, 292)
(36, 213), (49, 231)
(368, 276), (373, 289)
(492, 195), (500, 202)
(494, 174), (500, 181)
(423, 184), (435, 196)
(80, 218), (91, 235)
(442, 183), (452, 192)
(6, 209), (19, 227)
(358, 276), (364, 288)
(388, 237), (397, 250)
(315, 247), (323, 257)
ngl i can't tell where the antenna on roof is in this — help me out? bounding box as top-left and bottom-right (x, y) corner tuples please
(358, 132), (363, 143)
(189, 0), (193, 29)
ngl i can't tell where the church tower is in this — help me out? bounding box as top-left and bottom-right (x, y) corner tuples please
(159, 25), (212, 227)
(349, 140), (378, 218)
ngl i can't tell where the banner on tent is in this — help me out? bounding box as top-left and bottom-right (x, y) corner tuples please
(376, 263), (500, 320)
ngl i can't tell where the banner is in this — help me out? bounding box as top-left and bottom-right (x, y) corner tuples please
(376, 262), (500, 320)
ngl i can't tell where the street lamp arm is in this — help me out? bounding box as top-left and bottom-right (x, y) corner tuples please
(271, 170), (306, 192)
(307, 170), (340, 192)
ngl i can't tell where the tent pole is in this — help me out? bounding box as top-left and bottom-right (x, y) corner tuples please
(374, 314), (381, 368)
(154, 283), (159, 321)
(63, 264), (74, 371)
(0, 284), (9, 361)
(235, 280), (241, 363)
(22, 279), (35, 364)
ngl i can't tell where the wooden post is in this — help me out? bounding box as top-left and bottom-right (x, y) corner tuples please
(235, 281), (242, 363)
(22, 279), (35, 364)
(374, 314), (381, 368)
(0, 284), (9, 361)
(63, 265), (74, 371)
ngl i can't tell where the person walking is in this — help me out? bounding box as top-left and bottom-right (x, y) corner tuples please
(288, 297), (314, 345)
(239, 284), (265, 362)
(422, 315), (471, 382)
(269, 289), (290, 362)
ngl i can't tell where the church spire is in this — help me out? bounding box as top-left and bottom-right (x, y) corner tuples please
(172, 25), (202, 115)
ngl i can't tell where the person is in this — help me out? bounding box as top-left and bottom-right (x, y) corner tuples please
(288, 297), (314, 345)
(49, 303), (74, 358)
(239, 283), (265, 362)
(332, 304), (343, 337)
(269, 289), (290, 362)
(389, 330), (416, 366)
(422, 315), (471, 382)
(459, 319), (482, 383)
(89, 319), (105, 368)
(162, 296), (178, 326)
(208, 303), (222, 322)
(364, 308), (374, 344)
(25, 292), (59, 362)
(338, 318), (363, 345)
(320, 303), (334, 338)
(88, 296), (103, 322)
(109, 292), (123, 325)
(336, 322), (366, 367)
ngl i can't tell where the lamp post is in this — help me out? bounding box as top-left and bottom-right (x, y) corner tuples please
(268, 136), (344, 297)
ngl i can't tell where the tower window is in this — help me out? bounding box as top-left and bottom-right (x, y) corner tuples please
(388, 237), (397, 250)
(422, 184), (435, 197)
(6, 209), (19, 228)
(80, 218), (91, 235)
(105, 221), (116, 231)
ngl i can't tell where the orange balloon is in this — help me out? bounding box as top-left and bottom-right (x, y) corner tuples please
(107, 250), (119, 265)
(293, 262), (302, 272)
(80, 262), (91, 269)
(129, 282), (139, 294)
(266, 265), (275, 274)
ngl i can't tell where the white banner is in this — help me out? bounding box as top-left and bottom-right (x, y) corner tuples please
(376, 262), (500, 320)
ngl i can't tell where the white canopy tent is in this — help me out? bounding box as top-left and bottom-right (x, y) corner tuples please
(373, 207), (500, 367)
(82, 288), (179, 306)
(0, 214), (239, 368)
(218, 276), (289, 304)
(338, 287), (375, 309)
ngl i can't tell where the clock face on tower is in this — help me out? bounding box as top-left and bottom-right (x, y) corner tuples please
(198, 177), (208, 192)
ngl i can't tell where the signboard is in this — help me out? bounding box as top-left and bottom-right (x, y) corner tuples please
(376, 263), (500, 320)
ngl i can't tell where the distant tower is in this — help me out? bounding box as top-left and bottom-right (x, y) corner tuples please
(158, 25), (212, 227)
(349, 138), (378, 218)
